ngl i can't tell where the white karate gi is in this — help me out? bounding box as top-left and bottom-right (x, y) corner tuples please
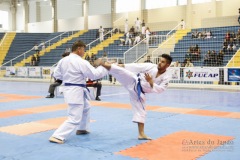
(145, 29), (151, 45)
(124, 20), (128, 34)
(99, 28), (104, 42)
(108, 63), (170, 123)
(135, 19), (141, 32)
(52, 53), (108, 141)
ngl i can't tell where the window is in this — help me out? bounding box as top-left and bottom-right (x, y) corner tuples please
(116, 0), (140, 13)
(0, 11), (9, 30)
(146, 0), (187, 9)
(192, 0), (211, 4)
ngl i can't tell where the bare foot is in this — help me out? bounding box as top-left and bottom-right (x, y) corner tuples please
(138, 135), (152, 140)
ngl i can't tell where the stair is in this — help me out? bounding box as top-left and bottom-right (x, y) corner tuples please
(14, 30), (87, 67)
(0, 33), (16, 65)
(159, 29), (191, 49)
(86, 33), (124, 56)
(226, 50), (240, 67)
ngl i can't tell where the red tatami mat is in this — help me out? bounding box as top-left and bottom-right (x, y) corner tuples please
(117, 131), (234, 160)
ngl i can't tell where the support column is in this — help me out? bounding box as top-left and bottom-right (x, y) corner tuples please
(51, 0), (57, 32)
(111, 0), (116, 28)
(141, 0), (147, 23)
(23, 0), (29, 32)
(83, 0), (89, 30)
(10, 0), (17, 31)
(36, 2), (40, 22)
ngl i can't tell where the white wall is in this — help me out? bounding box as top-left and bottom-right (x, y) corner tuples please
(89, 0), (111, 16)
(57, 0), (83, 19)
(16, 5), (24, 32)
(29, 1), (37, 23)
(0, 2), (12, 31)
(58, 17), (84, 32)
(39, 1), (52, 21)
(28, 21), (53, 33)
(2, 0), (240, 32)
(88, 14), (112, 29)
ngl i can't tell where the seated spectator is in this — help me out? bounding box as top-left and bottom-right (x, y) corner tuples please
(192, 30), (199, 39)
(46, 52), (70, 98)
(209, 50), (217, 66)
(170, 60), (181, 67)
(86, 79), (102, 101)
(144, 56), (153, 63)
(203, 50), (211, 66)
(185, 59), (194, 67)
(133, 34), (141, 45)
(191, 44), (201, 60)
(222, 39), (228, 52)
(30, 55), (37, 66)
(205, 30), (212, 39)
(217, 50), (224, 66)
(225, 31), (230, 42)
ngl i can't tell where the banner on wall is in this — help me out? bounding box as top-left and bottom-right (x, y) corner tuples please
(16, 67), (28, 77)
(226, 68), (240, 82)
(42, 67), (54, 78)
(183, 67), (219, 81)
(28, 67), (41, 77)
(5, 67), (16, 76)
(168, 68), (180, 80)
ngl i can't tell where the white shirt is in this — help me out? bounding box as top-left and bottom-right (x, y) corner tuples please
(146, 30), (151, 38)
(124, 63), (170, 93)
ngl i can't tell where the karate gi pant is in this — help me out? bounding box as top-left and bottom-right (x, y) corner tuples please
(51, 97), (90, 141)
(109, 64), (146, 123)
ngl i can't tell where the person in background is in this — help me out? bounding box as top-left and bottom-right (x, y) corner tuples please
(144, 56), (153, 63)
(86, 79), (102, 101)
(46, 52), (70, 98)
(99, 26), (104, 42)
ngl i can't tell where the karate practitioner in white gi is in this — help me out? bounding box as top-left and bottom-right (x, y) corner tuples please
(97, 54), (172, 140)
(99, 26), (104, 42)
(49, 40), (108, 144)
(135, 17), (141, 33)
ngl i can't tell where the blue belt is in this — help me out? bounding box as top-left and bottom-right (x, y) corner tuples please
(64, 83), (89, 92)
(137, 73), (145, 100)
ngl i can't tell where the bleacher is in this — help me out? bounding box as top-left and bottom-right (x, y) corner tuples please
(0, 33), (5, 40)
(2, 33), (51, 66)
(38, 29), (99, 66)
(170, 25), (240, 66)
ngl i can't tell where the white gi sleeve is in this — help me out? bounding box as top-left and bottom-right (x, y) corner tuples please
(124, 63), (156, 74)
(142, 73), (170, 94)
(53, 59), (63, 80)
(151, 76), (170, 93)
(81, 60), (108, 80)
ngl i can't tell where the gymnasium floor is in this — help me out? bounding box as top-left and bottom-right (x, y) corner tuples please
(0, 81), (240, 160)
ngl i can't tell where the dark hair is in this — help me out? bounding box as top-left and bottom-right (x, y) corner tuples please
(161, 54), (172, 64)
(71, 40), (86, 52)
(62, 52), (70, 57)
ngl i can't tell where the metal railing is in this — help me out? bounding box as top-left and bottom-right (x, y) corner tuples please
(123, 38), (148, 64)
(0, 30), (79, 68)
(151, 22), (182, 58)
(86, 28), (115, 55)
